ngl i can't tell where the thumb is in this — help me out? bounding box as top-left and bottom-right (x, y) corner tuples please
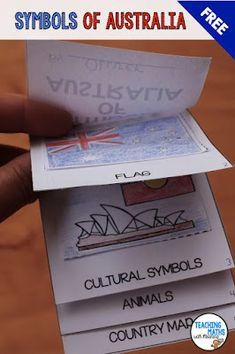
(0, 152), (37, 222)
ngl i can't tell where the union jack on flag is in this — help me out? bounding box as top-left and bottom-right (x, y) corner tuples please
(47, 127), (123, 153)
(46, 116), (203, 169)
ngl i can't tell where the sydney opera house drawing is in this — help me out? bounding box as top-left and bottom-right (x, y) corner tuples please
(75, 204), (194, 251)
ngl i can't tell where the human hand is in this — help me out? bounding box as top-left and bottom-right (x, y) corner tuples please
(0, 95), (73, 222)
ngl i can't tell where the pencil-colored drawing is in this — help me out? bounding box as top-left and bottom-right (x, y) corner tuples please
(122, 175), (194, 205)
(46, 116), (203, 169)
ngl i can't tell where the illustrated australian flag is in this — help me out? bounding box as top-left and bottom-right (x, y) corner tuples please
(46, 116), (202, 169)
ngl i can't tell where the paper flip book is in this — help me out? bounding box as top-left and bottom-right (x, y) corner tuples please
(28, 41), (234, 354)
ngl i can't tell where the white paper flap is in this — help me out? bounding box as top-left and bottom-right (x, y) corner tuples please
(27, 40), (211, 125)
(62, 303), (235, 354)
(41, 174), (234, 304)
(27, 41), (232, 191)
(58, 271), (235, 334)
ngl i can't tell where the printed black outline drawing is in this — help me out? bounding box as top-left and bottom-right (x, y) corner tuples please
(75, 204), (195, 251)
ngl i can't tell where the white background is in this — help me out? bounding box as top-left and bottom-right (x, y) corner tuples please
(0, 0), (212, 39)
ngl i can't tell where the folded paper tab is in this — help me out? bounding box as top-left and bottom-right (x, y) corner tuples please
(40, 174), (234, 304)
(62, 303), (235, 354)
(57, 271), (235, 334)
(27, 41), (232, 190)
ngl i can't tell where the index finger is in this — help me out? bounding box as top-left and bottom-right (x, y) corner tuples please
(0, 94), (73, 137)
